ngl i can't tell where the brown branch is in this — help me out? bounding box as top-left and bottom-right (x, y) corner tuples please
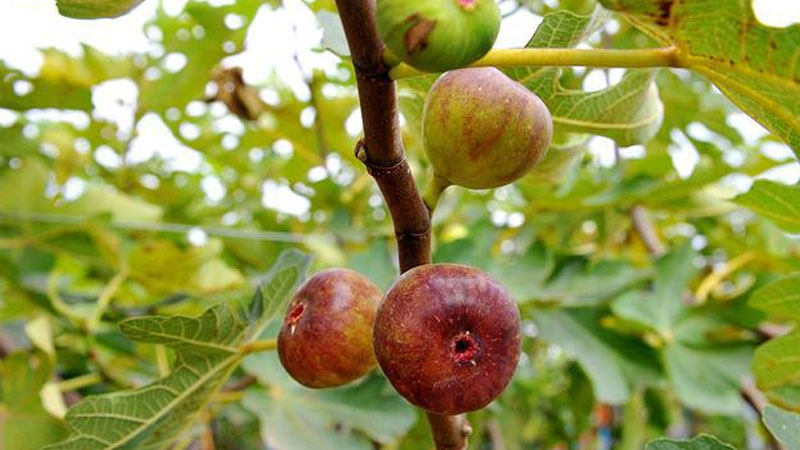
(333, 1), (466, 448)
(630, 205), (665, 257)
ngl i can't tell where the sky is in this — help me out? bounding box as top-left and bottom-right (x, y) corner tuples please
(0, 0), (799, 218)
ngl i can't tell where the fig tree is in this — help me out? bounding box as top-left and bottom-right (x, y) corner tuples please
(422, 67), (553, 191)
(373, 264), (521, 415)
(377, 0), (500, 72)
(278, 268), (382, 388)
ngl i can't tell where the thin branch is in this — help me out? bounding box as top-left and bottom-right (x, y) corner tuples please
(0, 328), (17, 358)
(87, 262), (129, 332)
(694, 250), (757, 304)
(630, 205), (666, 257)
(333, 0), (467, 448)
(239, 338), (277, 355)
(56, 373), (104, 392)
(391, 47), (680, 79)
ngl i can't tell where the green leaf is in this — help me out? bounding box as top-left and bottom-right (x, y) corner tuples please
(127, 239), (244, 296)
(735, 180), (800, 233)
(749, 274), (800, 320)
(645, 434), (737, 450)
(0, 352), (68, 450)
(612, 245), (698, 336)
(753, 332), (800, 390)
(62, 185), (163, 223)
(243, 351), (415, 450)
(509, 10), (664, 146)
(601, 0), (800, 153)
(43, 250), (310, 450)
(535, 307), (663, 404)
(763, 404), (800, 450)
(56, 0), (146, 19)
(665, 342), (751, 415)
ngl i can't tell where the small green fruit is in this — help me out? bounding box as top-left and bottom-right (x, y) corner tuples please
(423, 67), (553, 190)
(278, 269), (381, 388)
(377, 0), (500, 72)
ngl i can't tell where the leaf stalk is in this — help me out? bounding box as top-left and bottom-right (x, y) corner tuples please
(390, 47), (680, 79)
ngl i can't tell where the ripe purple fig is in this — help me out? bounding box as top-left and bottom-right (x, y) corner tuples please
(422, 67), (553, 190)
(278, 269), (381, 388)
(373, 264), (521, 415)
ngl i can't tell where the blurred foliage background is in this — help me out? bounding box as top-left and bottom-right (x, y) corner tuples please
(1, 0), (800, 449)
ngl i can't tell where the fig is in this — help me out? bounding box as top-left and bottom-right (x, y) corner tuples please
(373, 264), (521, 415)
(377, 0), (500, 72)
(422, 67), (553, 191)
(278, 268), (382, 388)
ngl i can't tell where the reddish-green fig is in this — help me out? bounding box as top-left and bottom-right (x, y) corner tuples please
(423, 67), (553, 190)
(373, 264), (521, 415)
(278, 269), (381, 388)
(377, 0), (500, 72)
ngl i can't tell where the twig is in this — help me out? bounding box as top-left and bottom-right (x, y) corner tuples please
(332, 0), (467, 448)
(239, 338), (277, 355)
(87, 263), (129, 332)
(56, 373), (104, 392)
(0, 328), (17, 358)
(221, 375), (258, 392)
(694, 251), (757, 304)
(630, 205), (666, 256)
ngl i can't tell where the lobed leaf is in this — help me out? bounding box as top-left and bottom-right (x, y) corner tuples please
(601, 0), (800, 153)
(42, 250), (310, 450)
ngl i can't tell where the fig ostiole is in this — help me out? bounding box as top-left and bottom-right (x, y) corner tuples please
(422, 67), (553, 202)
(373, 263), (521, 415)
(377, 0), (500, 72)
(278, 268), (382, 389)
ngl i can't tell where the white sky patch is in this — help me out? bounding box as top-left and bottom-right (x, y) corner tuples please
(25, 110), (90, 130)
(496, 7), (541, 48)
(727, 112), (770, 146)
(0, 0), (155, 74)
(755, 162), (800, 184)
(582, 69), (610, 92)
(201, 175), (227, 203)
(261, 180), (311, 216)
(668, 129), (700, 179)
(187, 227), (209, 247)
(127, 113), (205, 172)
(92, 79), (138, 137)
(753, 0), (800, 27)
(587, 136), (617, 168)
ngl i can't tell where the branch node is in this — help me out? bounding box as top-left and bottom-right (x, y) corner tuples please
(354, 139), (407, 177)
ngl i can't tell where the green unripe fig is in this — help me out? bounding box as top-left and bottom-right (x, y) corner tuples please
(377, 0), (500, 72)
(422, 67), (553, 190)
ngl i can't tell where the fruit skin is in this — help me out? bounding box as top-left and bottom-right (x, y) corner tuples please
(422, 67), (553, 189)
(373, 264), (521, 415)
(377, 0), (500, 72)
(278, 268), (382, 388)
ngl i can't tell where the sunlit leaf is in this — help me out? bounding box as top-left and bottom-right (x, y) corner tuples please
(601, 0), (800, 153)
